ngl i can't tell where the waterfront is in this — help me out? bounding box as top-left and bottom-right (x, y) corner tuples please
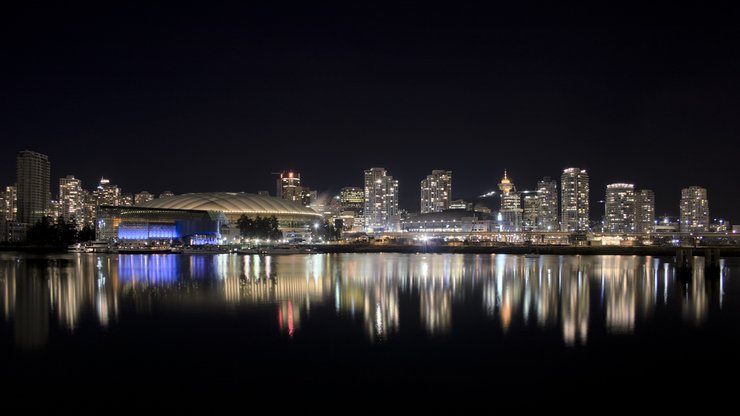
(1, 252), (738, 408)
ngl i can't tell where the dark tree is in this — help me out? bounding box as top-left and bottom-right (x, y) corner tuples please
(78, 224), (96, 242)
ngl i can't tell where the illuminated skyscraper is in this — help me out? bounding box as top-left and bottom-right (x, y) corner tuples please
(276, 171), (313, 207)
(561, 168), (589, 232)
(16, 150), (50, 225)
(498, 170), (522, 232)
(420, 170), (452, 214)
(94, 178), (121, 206)
(134, 191), (154, 205)
(680, 186), (709, 232)
(605, 183), (636, 233)
(276, 171), (301, 198)
(364, 168), (399, 231)
(59, 175), (83, 222)
(536, 176), (558, 231)
(159, 190), (175, 199)
(635, 189), (655, 233)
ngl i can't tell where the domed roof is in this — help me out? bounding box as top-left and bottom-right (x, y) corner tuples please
(137, 192), (321, 217)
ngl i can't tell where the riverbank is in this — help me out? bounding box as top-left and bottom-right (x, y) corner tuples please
(310, 244), (740, 257)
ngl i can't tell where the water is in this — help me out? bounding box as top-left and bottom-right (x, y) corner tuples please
(0, 252), (738, 409)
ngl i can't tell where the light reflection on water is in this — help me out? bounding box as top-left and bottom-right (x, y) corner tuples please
(0, 252), (728, 350)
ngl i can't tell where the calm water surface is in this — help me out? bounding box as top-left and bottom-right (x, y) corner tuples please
(1, 252), (738, 408)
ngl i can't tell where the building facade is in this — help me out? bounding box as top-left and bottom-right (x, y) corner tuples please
(680, 186), (709, 232)
(420, 170), (452, 214)
(635, 189), (655, 233)
(561, 167), (589, 232)
(536, 176), (558, 231)
(605, 183), (636, 233)
(16, 150), (50, 225)
(364, 168), (399, 231)
(59, 175), (84, 222)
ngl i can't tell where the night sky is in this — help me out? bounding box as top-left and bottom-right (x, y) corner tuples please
(2, 2), (739, 220)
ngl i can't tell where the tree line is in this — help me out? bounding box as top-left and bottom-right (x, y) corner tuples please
(25, 216), (96, 247)
(236, 215), (283, 240)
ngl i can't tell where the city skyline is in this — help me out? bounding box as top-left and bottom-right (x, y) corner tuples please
(2, 3), (739, 220)
(0, 150), (733, 227)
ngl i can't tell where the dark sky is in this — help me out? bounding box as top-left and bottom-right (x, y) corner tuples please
(2, 2), (739, 220)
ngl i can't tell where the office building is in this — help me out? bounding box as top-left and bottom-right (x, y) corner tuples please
(159, 190), (175, 199)
(16, 150), (50, 225)
(536, 177), (558, 231)
(59, 175), (84, 222)
(364, 168), (399, 231)
(680, 186), (709, 232)
(420, 170), (452, 213)
(561, 168), (589, 232)
(605, 183), (636, 233)
(635, 189), (655, 233)
(522, 194), (537, 231)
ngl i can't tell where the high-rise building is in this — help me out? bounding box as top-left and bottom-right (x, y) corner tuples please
(94, 178), (121, 206)
(364, 168), (399, 231)
(59, 175), (83, 222)
(536, 177), (558, 231)
(522, 194), (538, 231)
(16, 150), (50, 225)
(159, 190), (175, 199)
(276, 171), (301, 199)
(81, 190), (97, 227)
(0, 186), (17, 221)
(340, 187), (364, 215)
(134, 191), (154, 205)
(561, 168), (589, 232)
(498, 171), (522, 232)
(680, 186), (709, 232)
(605, 183), (636, 233)
(276, 171), (313, 207)
(420, 170), (452, 214)
(635, 189), (655, 233)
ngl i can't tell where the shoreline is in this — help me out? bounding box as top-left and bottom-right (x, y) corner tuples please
(3, 244), (739, 257)
(309, 244), (740, 257)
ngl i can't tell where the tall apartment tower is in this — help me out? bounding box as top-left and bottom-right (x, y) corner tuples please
(605, 183), (636, 233)
(536, 176), (558, 231)
(680, 186), (709, 232)
(420, 170), (452, 213)
(16, 150), (50, 225)
(561, 168), (589, 232)
(635, 189), (655, 233)
(364, 168), (399, 231)
(59, 175), (84, 222)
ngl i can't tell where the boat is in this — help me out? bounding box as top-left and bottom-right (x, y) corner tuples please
(67, 243), (85, 253)
(259, 245), (314, 255)
(182, 245), (230, 254)
(236, 247), (265, 255)
(84, 240), (112, 253)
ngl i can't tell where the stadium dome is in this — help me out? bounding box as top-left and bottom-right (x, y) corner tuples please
(138, 192), (322, 229)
